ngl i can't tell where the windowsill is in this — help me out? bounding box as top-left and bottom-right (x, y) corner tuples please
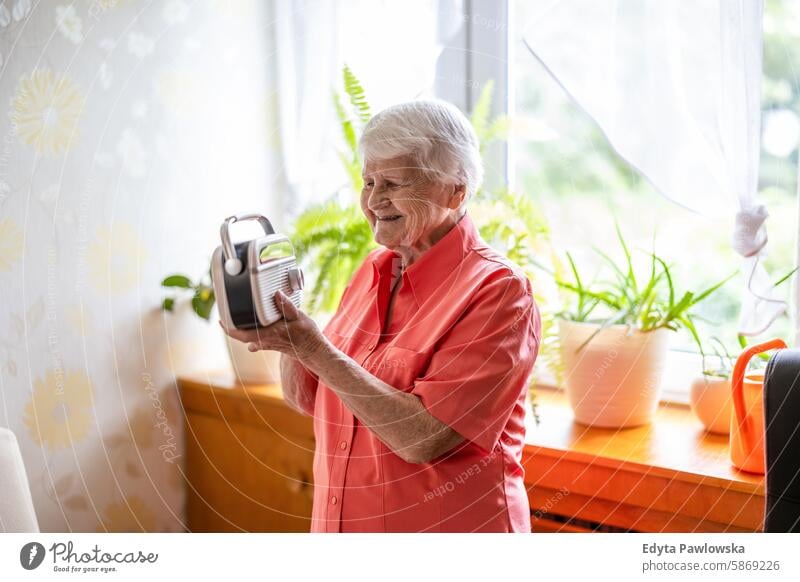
(523, 384), (764, 531)
(525, 384), (762, 491)
(524, 384), (765, 531)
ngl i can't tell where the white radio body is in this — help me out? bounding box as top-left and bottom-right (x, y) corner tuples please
(211, 214), (304, 329)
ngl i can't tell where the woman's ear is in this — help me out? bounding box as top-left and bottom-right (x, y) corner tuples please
(447, 184), (467, 210)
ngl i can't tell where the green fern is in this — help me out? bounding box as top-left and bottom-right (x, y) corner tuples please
(293, 200), (376, 314)
(333, 65), (373, 194)
(333, 91), (363, 193)
(292, 67), (376, 313)
(470, 81), (494, 142)
(473, 189), (564, 389)
(343, 64), (372, 123)
(470, 80), (511, 154)
(333, 91), (358, 155)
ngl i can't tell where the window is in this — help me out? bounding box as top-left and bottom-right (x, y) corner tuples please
(316, 0), (798, 401)
(503, 0), (798, 397)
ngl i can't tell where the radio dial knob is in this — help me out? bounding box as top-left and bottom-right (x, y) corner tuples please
(288, 267), (305, 292)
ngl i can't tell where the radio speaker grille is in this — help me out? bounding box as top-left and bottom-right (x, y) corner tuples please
(256, 261), (302, 325)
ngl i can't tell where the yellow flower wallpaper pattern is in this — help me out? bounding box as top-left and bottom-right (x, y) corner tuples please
(2, 0), (280, 533)
(0, 218), (24, 271)
(23, 370), (95, 452)
(9, 69), (86, 156)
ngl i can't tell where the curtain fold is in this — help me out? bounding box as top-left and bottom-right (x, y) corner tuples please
(523, 0), (787, 336)
(272, 0), (338, 215)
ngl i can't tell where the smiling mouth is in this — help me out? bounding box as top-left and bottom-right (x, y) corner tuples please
(376, 215), (403, 222)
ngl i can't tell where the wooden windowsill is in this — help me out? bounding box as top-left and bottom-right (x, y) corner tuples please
(525, 385), (763, 495)
(523, 385), (764, 532)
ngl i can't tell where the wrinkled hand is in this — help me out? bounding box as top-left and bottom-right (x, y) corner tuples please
(219, 290), (327, 365)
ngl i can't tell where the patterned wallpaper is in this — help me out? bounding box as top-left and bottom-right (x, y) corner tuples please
(0, 0), (285, 531)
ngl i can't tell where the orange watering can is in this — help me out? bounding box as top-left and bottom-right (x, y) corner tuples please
(730, 338), (787, 474)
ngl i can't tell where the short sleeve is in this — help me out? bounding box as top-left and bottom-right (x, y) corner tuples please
(411, 271), (541, 454)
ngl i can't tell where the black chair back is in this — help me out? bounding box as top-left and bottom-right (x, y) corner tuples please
(763, 348), (800, 532)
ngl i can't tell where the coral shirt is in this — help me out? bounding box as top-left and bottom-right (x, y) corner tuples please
(311, 213), (540, 532)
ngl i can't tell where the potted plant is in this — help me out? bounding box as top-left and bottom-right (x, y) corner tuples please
(689, 266), (797, 433)
(160, 272), (281, 384)
(689, 337), (737, 434)
(551, 225), (734, 428)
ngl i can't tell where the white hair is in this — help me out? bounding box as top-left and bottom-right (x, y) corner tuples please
(359, 99), (484, 200)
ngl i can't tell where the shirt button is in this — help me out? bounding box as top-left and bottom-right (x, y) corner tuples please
(339, 441), (348, 450)
(330, 495), (338, 505)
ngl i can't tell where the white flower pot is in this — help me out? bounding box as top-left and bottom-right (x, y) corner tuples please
(689, 376), (732, 434)
(153, 301), (228, 377)
(224, 336), (281, 385)
(219, 309), (331, 385)
(558, 319), (671, 428)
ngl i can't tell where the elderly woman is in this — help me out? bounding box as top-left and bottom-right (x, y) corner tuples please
(223, 100), (540, 533)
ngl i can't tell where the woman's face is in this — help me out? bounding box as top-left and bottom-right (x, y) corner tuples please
(360, 155), (464, 261)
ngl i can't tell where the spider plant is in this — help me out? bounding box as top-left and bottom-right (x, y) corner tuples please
(702, 333), (783, 379)
(702, 336), (738, 378)
(552, 224), (736, 353)
(700, 266), (798, 378)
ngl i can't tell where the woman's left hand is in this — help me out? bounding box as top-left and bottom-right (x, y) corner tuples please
(219, 290), (326, 365)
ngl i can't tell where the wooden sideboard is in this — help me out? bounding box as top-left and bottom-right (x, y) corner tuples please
(178, 373), (765, 533)
(180, 373), (314, 532)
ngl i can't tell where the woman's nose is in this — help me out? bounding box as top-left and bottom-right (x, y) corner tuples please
(367, 185), (391, 210)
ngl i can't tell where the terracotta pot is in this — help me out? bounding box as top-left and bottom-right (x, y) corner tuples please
(558, 319), (671, 428)
(689, 376), (732, 434)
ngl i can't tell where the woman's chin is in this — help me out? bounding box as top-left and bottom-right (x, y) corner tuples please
(373, 224), (404, 248)
(374, 233), (399, 249)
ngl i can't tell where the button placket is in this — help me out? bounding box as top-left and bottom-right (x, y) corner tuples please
(327, 409), (356, 531)
(324, 400), (349, 530)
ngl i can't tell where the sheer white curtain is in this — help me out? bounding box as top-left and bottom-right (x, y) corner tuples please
(523, 0), (788, 336)
(270, 0), (339, 215)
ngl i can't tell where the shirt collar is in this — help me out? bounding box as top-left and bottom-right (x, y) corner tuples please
(368, 213), (480, 303)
